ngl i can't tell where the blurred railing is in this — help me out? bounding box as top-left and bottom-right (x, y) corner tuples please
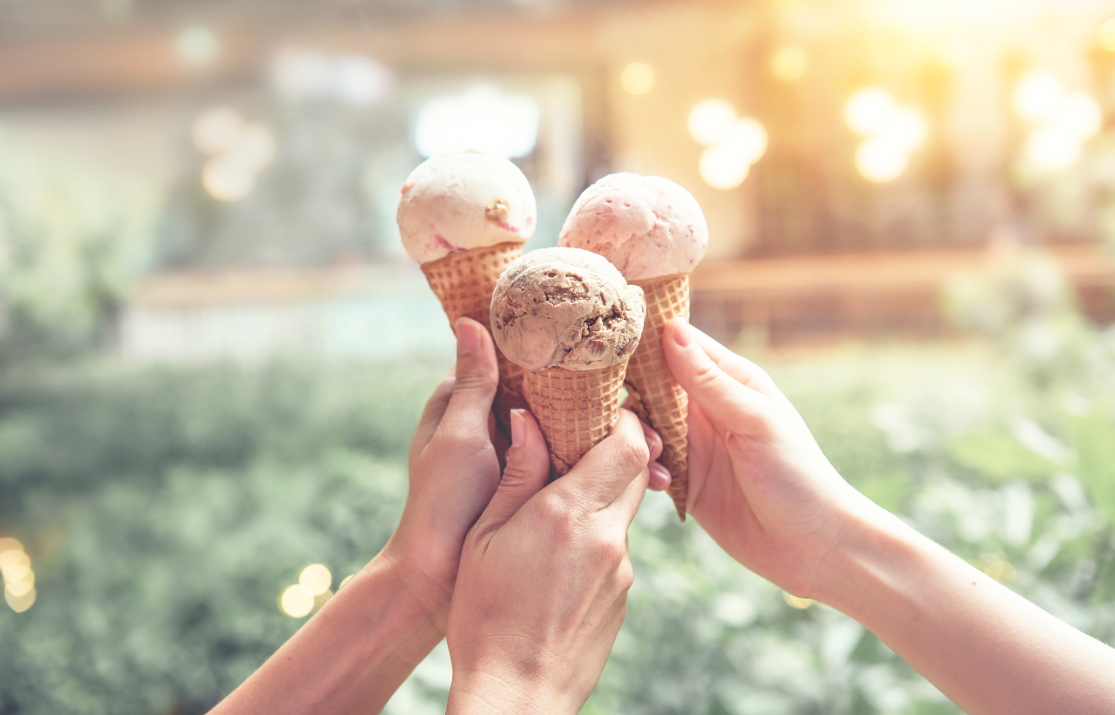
(691, 243), (1115, 347)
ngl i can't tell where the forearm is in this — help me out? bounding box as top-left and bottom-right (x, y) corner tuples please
(211, 553), (445, 715)
(820, 507), (1115, 715)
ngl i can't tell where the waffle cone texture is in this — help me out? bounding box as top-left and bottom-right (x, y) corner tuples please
(522, 362), (629, 477)
(420, 242), (528, 430)
(627, 273), (690, 521)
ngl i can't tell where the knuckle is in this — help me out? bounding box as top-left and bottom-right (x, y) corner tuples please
(612, 435), (650, 474)
(536, 492), (578, 540)
(616, 556), (635, 592)
(589, 531), (628, 571)
(691, 356), (724, 391)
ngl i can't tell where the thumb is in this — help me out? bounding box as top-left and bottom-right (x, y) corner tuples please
(439, 317), (499, 436)
(663, 320), (770, 433)
(475, 409), (550, 534)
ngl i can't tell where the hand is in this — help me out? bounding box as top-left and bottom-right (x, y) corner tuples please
(662, 320), (880, 600)
(446, 408), (652, 715)
(379, 317), (503, 630)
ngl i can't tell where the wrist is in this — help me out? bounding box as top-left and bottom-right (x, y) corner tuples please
(373, 537), (457, 633)
(811, 497), (923, 618)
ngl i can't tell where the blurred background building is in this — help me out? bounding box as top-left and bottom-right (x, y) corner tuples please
(4, 0), (1115, 362)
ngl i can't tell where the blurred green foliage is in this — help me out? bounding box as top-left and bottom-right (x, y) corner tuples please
(2, 244), (1114, 715)
(0, 128), (156, 341)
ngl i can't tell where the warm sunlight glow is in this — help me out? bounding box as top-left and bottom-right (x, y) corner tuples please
(1014, 72), (1065, 123)
(688, 99), (737, 146)
(845, 87), (897, 137)
(856, 135), (910, 183)
(620, 62), (656, 95)
(771, 47), (809, 81)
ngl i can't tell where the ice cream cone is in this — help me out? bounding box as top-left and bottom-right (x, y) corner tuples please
(421, 241), (528, 430)
(521, 361), (629, 477)
(626, 272), (690, 521)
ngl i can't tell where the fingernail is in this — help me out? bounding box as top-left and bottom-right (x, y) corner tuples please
(457, 319), (481, 354)
(510, 409), (526, 447)
(673, 321), (696, 348)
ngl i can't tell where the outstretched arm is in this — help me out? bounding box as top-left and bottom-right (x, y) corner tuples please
(210, 318), (508, 714)
(662, 319), (1115, 715)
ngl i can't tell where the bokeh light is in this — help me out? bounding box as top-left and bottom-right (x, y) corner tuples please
(770, 47), (809, 82)
(280, 584), (314, 618)
(5, 587), (36, 614)
(338, 574), (356, 590)
(175, 26), (220, 68)
(1051, 91), (1102, 139)
(414, 85), (541, 158)
(1025, 125), (1081, 170)
(882, 107), (928, 151)
(298, 564), (332, 596)
(1, 540), (35, 613)
(1014, 72), (1065, 122)
(688, 98), (737, 146)
(620, 62), (656, 95)
(0, 537), (23, 557)
(230, 125), (277, 171)
(192, 108), (245, 156)
(783, 591), (814, 609)
(203, 156), (257, 202)
(700, 144), (751, 190)
(695, 113), (767, 190)
(856, 135), (911, 183)
(1, 550), (31, 582)
(845, 87), (897, 136)
(1099, 17), (1115, 51)
(6, 570), (34, 597)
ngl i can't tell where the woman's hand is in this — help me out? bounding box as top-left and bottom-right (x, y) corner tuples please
(378, 317), (505, 630)
(446, 408), (652, 714)
(662, 320), (878, 600)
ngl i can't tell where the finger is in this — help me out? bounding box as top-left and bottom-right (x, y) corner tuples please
(647, 462), (671, 491)
(438, 318), (499, 438)
(684, 323), (800, 416)
(663, 320), (773, 433)
(554, 409), (651, 512)
(619, 395), (661, 462)
(475, 409), (550, 533)
(410, 373), (456, 457)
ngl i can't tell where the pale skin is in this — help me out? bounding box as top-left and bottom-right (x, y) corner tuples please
(661, 318), (1115, 715)
(209, 318), (663, 715)
(212, 314), (1115, 715)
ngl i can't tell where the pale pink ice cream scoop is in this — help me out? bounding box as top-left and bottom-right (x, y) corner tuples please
(397, 152), (536, 264)
(490, 247), (646, 372)
(558, 173), (708, 280)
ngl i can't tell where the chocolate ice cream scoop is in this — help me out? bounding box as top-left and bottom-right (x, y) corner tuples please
(491, 247), (646, 372)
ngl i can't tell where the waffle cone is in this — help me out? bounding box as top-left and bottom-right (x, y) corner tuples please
(421, 242), (528, 431)
(522, 362), (629, 478)
(627, 273), (691, 521)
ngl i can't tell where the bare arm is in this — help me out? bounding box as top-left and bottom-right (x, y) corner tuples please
(662, 319), (1115, 715)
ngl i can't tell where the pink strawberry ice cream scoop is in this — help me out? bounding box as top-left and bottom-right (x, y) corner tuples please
(557, 173), (708, 280)
(490, 247), (646, 372)
(397, 152), (536, 264)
